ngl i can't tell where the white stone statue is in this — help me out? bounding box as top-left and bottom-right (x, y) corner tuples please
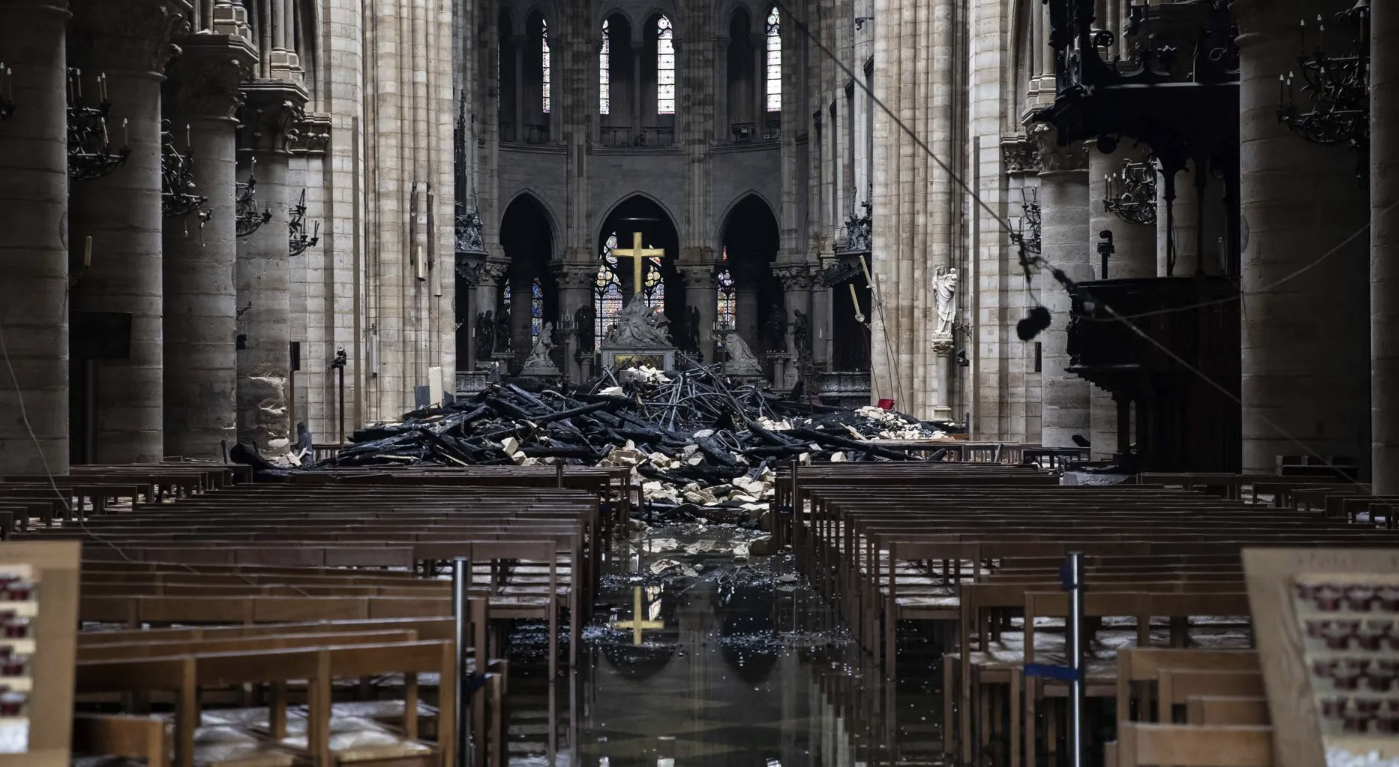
(721, 330), (764, 375)
(521, 322), (562, 375)
(602, 297), (671, 348)
(935, 267), (959, 336)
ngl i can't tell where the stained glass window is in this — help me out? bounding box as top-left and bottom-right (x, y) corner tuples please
(600, 20), (611, 115)
(765, 8), (781, 113)
(595, 233), (623, 350)
(657, 16), (675, 115)
(717, 247), (736, 331)
(541, 19), (551, 114)
(503, 279), (545, 340)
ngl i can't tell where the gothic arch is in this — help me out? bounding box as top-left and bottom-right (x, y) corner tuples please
(501, 190), (563, 261)
(714, 191), (779, 252)
(598, 5), (639, 35)
(715, 0), (756, 33)
(498, 6), (518, 34)
(594, 191), (682, 245)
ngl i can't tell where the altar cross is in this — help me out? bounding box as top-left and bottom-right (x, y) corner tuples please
(611, 585), (665, 645)
(610, 232), (666, 298)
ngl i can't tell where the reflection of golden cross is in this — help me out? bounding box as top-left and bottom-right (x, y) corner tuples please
(611, 586), (664, 645)
(609, 232), (666, 297)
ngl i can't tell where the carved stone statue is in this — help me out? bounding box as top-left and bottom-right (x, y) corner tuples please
(521, 322), (562, 375)
(837, 200), (872, 253)
(684, 306), (702, 358)
(764, 305), (788, 354)
(475, 310), (495, 361)
(935, 267), (959, 336)
(792, 309), (810, 361)
(495, 305), (512, 352)
(455, 204), (486, 254)
(602, 296), (671, 348)
(574, 304), (596, 353)
(721, 329), (764, 376)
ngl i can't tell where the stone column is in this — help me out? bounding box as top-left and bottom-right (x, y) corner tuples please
(714, 36), (729, 140)
(235, 82), (307, 456)
(775, 264), (816, 388)
(1032, 127), (1092, 449)
(475, 260), (507, 371)
(631, 40), (643, 141)
(1374, 0), (1399, 492)
(734, 261), (763, 351)
(512, 35), (524, 139)
(1236, 0), (1370, 474)
(162, 35), (255, 460)
(68, 0), (189, 464)
(1089, 142), (1156, 459)
(681, 266), (718, 363)
(752, 32), (765, 127)
(510, 267), (532, 365)
(0, 0), (71, 474)
(553, 265), (595, 381)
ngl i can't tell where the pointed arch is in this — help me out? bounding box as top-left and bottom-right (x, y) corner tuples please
(500, 190), (563, 260)
(714, 190), (779, 251)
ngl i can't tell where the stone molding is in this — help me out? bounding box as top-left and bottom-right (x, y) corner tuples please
(70, 0), (191, 76)
(773, 263), (819, 291)
(1001, 134), (1040, 175)
(167, 35), (256, 120)
(290, 112), (332, 155)
(931, 334), (955, 355)
(238, 81), (309, 155)
(1029, 123), (1089, 174)
(481, 260), (509, 286)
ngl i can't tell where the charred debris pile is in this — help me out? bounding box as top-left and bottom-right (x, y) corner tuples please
(315, 365), (962, 517)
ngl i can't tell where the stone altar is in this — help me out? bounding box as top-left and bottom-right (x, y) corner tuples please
(600, 297), (676, 371)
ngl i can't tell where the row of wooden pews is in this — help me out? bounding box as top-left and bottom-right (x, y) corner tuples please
(783, 460), (1391, 767)
(0, 462), (614, 767)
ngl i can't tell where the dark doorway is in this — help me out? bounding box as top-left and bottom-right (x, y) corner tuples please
(500, 194), (556, 367)
(719, 195), (781, 355)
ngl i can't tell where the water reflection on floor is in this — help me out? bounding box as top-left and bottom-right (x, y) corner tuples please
(502, 523), (946, 767)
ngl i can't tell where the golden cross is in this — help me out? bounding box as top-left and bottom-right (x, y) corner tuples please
(609, 232), (666, 297)
(611, 585), (665, 645)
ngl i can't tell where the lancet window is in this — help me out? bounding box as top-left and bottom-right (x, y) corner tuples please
(600, 20), (611, 114)
(765, 7), (781, 112)
(657, 16), (675, 115)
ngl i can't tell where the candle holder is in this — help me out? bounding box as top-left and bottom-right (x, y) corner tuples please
(1276, 2), (1370, 174)
(160, 120), (210, 220)
(235, 157), (272, 238)
(1103, 160), (1157, 226)
(288, 188), (319, 256)
(1008, 186), (1041, 256)
(66, 68), (129, 181)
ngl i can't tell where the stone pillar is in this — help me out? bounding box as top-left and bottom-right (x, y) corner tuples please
(734, 261), (763, 351)
(235, 82), (307, 456)
(474, 260), (507, 371)
(554, 266), (595, 381)
(1032, 127), (1091, 449)
(1236, 0), (1370, 474)
(68, 0), (189, 464)
(752, 32), (765, 127)
(1089, 143), (1156, 459)
(1373, 0), (1399, 492)
(775, 264), (816, 384)
(512, 35), (524, 139)
(162, 35), (255, 460)
(0, 0), (71, 474)
(510, 267), (532, 365)
(714, 36), (729, 140)
(681, 266), (718, 363)
(631, 41), (643, 140)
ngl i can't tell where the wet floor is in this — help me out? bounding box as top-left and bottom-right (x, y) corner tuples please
(502, 522), (947, 767)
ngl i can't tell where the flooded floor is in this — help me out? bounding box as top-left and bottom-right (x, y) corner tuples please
(502, 522), (947, 767)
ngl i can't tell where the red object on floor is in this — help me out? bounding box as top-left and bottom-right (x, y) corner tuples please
(877, 398), (895, 410)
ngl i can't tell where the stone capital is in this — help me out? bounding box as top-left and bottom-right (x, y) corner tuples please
(290, 112), (332, 155)
(773, 263), (819, 291)
(552, 264), (597, 291)
(1001, 134), (1040, 175)
(70, 0), (192, 76)
(931, 334), (955, 355)
(166, 34), (256, 120)
(1029, 123), (1088, 174)
(678, 264), (717, 289)
(237, 80), (309, 155)
(481, 259), (509, 286)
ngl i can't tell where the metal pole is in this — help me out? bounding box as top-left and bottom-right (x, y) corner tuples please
(451, 557), (472, 767)
(1066, 551), (1086, 767)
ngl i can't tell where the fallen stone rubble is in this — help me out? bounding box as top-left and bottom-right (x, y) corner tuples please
(307, 364), (962, 521)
